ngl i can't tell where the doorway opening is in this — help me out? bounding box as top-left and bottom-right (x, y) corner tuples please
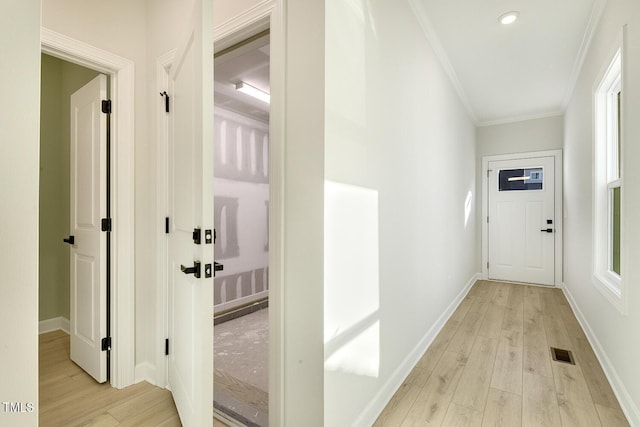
(40, 28), (137, 391)
(39, 51), (110, 373)
(213, 31), (271, 427)
(38, 52), (114, 422)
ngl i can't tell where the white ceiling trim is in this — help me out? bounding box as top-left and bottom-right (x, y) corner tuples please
(407, 0), (479, 125)
(477, 110), (564, 128)
(561, 0), (608, 108)
(213, 0), (273, 52)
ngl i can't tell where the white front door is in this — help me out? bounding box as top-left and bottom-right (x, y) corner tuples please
(69, 74), (108, 383)
(488, 156), (555, 286)
(166, 1), (214, 425)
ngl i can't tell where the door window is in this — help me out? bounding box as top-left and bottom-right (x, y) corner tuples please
(498, 167), (543, 191)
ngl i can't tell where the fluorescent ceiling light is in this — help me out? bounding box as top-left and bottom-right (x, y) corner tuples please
(508, 176), (531, 182)
(235, 81), (270, 104)
(499, 11), (519, 25)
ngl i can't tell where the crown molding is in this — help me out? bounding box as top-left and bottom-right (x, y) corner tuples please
(407, 0), (479, 125)
(477, 110), (564, 128)
(562, 0), (608, 108)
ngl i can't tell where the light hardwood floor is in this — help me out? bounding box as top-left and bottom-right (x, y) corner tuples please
(374, 280), (630, 427)
(39, 330), (229, 427)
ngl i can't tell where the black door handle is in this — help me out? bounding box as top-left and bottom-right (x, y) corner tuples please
(63, 235), (75, 245)
(213, 262), (224, 277)
(540, 228), (553, 233)
(180, 261), (201, 278)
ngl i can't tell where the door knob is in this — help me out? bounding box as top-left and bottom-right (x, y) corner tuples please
(63, 235), (75, 245)
(180, 261), (201, 278)
(540, 228), (553, 233)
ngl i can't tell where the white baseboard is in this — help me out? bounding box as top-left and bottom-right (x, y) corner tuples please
(354, 272), (482, 427)
(560, 283), (640, 426)
(39, 317), (70, 335)
(134, 362), (157, 386)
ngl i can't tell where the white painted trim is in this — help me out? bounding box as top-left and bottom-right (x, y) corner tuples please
(266, 4), (285, 425)
(154, 48), (174, 390)
(481, 150), (563, 287)
(560, 283), (639, 425)
(562, 0), (608, 109)
(213, 0), (273, 51)
(39, 317), (70, 335)
(477, 111), (564, 128)
(41, 28), (136, 389)
(406, 0), (478, 125)
(134, 362), (157, 386)
(591, 28), (628, 316)
(354, 273), (481, 427)
(154, 3), (286, 425)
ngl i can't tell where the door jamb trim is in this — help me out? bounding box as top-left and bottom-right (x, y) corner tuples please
(41, 27), (136, 388)
(481, 149), (563, 287)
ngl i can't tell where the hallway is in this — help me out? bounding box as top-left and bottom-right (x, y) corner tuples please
(374, 280), (629, 426)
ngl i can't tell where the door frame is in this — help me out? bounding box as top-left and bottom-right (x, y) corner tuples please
(154, 1), (285, 425)
(481, 149), (563, 287)
(41, 28), (136, 388)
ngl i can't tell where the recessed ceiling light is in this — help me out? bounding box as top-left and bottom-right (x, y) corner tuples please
(235, 81), (270, 104)
(499, 11), (519, 25)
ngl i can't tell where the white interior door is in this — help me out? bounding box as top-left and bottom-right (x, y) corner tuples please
(166, 1), (214, 425)
(488, 156), (555, 286)
(69, 74), (108, 383)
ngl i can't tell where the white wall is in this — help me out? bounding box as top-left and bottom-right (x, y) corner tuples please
(324, 0), (477, 425)
(476, 115), (564, 157)
(40, 55), (100, 323)
(0, 0), (41, 425)
(475, 116), (564, 270)
(39, 54), (67, 322)
(563, 0), (640, 423)
(282, 0), (326, 424)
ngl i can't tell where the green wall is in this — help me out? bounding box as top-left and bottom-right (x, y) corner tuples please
(39, 54), (99, 322)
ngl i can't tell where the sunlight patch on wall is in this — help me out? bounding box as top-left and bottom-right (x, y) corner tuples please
(324, 180), (380, 377)
(325, 321), (380, 378)
(464, 190), (473, 228)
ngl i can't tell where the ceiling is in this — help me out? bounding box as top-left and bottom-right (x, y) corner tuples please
(415, 0), (602, 125)
(217, 1), (603, 126)
(214, 34), (270, 123)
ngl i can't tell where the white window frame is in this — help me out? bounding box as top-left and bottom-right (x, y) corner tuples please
(593, 35), (627, 314)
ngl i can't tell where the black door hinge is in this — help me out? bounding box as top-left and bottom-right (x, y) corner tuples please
(102, 100), (112, 114)
(165, 338), (169, 356)
(101, 337), (112, 351)
(193, 227), (201, 245)
(165, 217), (170, 234)
(160, 91), (170, 113)
(101, 218), (112, 232)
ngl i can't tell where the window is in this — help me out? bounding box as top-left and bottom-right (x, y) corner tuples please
(498, 168), (543, 191)
(594, 48), (624, 309)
